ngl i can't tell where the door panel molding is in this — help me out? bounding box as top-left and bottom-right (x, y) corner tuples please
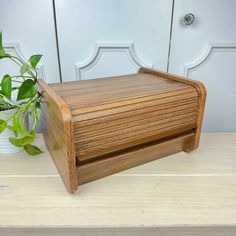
(4, 42), (46, 81)
(184, 43), (236, 77)
(75, 42), (152, 80)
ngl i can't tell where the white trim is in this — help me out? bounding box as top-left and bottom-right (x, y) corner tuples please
(3, 42), (46, 81)
(75, 42), (152, 80)
(184, 43), (236, 77)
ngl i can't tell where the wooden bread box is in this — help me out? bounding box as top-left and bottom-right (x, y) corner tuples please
(38, 68), (206, 193)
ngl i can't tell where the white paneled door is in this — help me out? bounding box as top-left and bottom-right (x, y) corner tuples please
(168, 0), (236, 131)
(0, 0), (60, 84)
(55, 0), (173, 81)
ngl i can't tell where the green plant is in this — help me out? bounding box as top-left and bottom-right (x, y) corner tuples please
(0, 32), (43, 155)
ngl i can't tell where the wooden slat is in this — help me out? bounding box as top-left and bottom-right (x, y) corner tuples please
(73, 104), (198, 136)
(139, 67), (207, 151)
(75, 112), (197, 141)
(76, 122), (196, 161)
(55, 76), (190, 108)
(51, 73), (184, 92)
(72, 97), (198, 124)
(56, 78), (186, 98)
(63, 85), (189, 106)
(78, 133), (195, 184)
(71, 91), (198, 117)
(68, 88), (197, 114)
(77, 118), (196, 151)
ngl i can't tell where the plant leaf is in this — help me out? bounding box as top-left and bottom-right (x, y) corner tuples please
(20, 64), (29, 75)
(12, 114), (27, 135)
(23, 144), (43, 156)
(0, 50), (10, 59)
(0, 119), (7, 133)
(29, 101), (41, 122)
(17, 79), (37, 100)
(28, 54), (42, 69)
(7, 125), (15, 132)
(35, 101), (41, 121)
(0, 32), (10, 59)
(1, 74), (12, 99)
(9, 130), (35, 147)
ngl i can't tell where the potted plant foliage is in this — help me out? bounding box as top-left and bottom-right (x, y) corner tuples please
(0, 32), (43, 155)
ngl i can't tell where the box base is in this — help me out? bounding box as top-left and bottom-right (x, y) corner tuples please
(77, 132), (195, 186)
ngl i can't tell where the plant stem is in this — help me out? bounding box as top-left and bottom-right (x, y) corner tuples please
(11, 80), (23, 83)
(10, 56), (36, 78)
(10, 57), (22, 67)
(12, 75), (33, 79)
(0, 94), (21, 107)
(6, 110), (18, 122)
(11, 55), (27, 67)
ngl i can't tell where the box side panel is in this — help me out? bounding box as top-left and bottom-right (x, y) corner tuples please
(38, 80), (78, 193)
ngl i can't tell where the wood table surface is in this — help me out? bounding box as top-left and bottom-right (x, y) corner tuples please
(0, 133), (236, 236)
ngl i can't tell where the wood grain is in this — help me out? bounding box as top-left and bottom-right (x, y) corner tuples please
(37, 80), (78, 193)
(76, 119), (197, 161)
(38, 68), (206, 192)
(139, 67), (207, 151)
(73, 98), (198, 126)
(77, 124), (196, 161)
(78, 133), (195, 184)
(0, 134), (236, 236)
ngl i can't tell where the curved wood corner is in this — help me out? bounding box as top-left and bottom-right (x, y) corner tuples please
(139, 67), (207, 151)
(37, 80), (78, 193)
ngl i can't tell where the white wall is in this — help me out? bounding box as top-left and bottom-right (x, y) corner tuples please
(1, 0), (236, 132)
(0, 0), (60, 84)
(55, 0), (173, 81)
(168, 0), (236, 132)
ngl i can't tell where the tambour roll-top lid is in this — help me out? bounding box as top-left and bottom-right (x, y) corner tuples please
(50, 72), (197, 117)
(50, 72), (199, 162)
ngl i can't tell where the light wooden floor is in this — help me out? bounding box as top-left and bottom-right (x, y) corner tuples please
(0, 133), (236, 236)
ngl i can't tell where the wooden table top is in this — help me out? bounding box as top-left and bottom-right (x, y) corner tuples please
(0, 133), (236, 236)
